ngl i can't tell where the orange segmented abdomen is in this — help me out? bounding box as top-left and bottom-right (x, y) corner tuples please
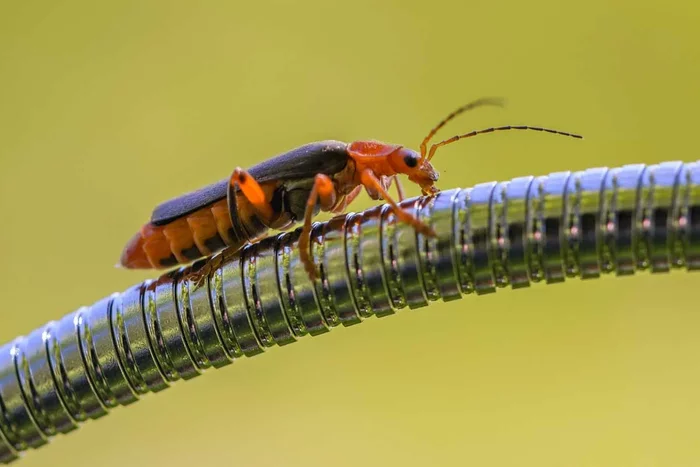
(120, 198), (245, 269)
(119, 178), (297, 270)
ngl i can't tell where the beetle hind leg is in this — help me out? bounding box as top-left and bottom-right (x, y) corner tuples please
(187, 168), (276, 289)
(230, 167), (275, 224)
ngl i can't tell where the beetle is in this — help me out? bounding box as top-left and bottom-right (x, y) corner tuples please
(119, 97), (582, 281)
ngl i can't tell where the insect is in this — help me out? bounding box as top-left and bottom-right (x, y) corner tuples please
(119, 97), (582, 282)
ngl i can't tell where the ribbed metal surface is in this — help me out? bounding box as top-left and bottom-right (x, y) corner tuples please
(1, 160), (699, 463)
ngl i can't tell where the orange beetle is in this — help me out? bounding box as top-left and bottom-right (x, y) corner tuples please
(119, 97), (582, 280)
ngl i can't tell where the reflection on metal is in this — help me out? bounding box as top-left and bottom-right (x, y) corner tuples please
(1, 161), (699, 463)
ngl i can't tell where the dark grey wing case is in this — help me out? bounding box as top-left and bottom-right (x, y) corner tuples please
(150, 140), (349, 226)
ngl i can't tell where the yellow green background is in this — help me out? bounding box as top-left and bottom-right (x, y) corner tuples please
(1, 1), (699, 466)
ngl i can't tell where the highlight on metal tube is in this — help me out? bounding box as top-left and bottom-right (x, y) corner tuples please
(1, 160), (699, 463)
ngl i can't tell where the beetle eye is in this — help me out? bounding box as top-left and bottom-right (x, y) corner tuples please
(403, 154), (418, 168)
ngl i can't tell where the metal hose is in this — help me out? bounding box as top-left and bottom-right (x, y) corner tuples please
(1, 160), (698, 463)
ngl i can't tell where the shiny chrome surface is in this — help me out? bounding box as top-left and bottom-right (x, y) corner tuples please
(1, 160), (699, 463)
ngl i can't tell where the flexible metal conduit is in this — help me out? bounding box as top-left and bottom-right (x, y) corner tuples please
(1, 160), (699, 463)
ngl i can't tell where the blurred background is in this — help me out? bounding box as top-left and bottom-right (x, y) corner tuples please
(1, 1), (699, 466)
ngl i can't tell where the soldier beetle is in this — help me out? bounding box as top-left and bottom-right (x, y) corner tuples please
(119, 97), (582, 281)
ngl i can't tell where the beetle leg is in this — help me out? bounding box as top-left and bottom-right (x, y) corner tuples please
(332, 185), (362, 213)
(249, 231), (270, 244)
(191, 254), (223, 289)
(189, 242), (247, 289)
(230, 167), (274, 223)
(388, 175), (406, 201)
(360, 169), (436, 237)
(191, 229), (270, 288)
(299, 174), (337, 281)
(191, 166), (273, 290)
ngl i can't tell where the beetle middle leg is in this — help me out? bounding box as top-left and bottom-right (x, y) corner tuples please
(299, 174), (338, 281)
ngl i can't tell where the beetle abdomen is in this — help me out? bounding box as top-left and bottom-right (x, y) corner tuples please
(120, 197), (248, 269)
(120, 176), (323, 270)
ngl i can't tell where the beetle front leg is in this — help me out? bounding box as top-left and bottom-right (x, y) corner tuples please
(387, 175), (406, 201)
(299, 174), (337, 281)
(360, 169), (436, 237)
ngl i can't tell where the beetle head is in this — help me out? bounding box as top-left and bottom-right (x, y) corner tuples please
(387, 148), (439, 196)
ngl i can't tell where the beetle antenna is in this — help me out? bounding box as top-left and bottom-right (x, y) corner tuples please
(419, 97), (506, 163)
(426, 125), (583, 162)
